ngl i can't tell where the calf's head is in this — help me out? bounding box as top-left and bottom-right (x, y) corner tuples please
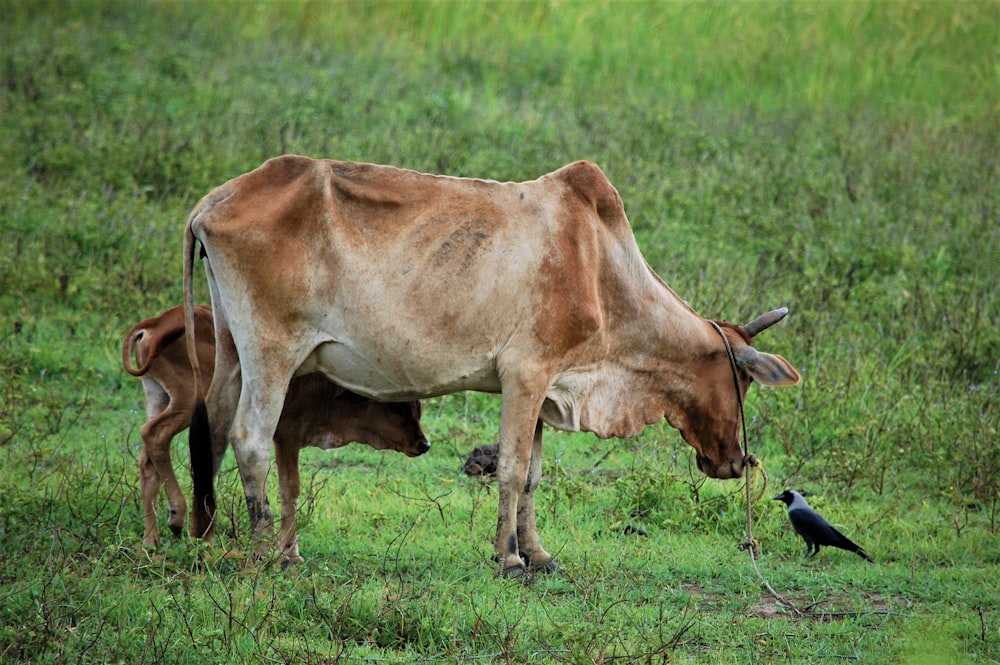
(333, 391), (430, 457)
(674, 309), (800, 480)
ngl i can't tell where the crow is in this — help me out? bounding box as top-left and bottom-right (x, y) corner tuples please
(772, 490), (874, 562)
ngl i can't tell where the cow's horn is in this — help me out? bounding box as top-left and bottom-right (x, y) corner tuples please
(743, 307), (789, 338)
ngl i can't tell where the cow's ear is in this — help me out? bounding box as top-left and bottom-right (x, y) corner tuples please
(735, 346), (801, 386)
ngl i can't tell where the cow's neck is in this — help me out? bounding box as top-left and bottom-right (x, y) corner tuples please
(541, 272), (720, 439)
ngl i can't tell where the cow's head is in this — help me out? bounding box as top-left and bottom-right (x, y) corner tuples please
(673, 308), (800, 480)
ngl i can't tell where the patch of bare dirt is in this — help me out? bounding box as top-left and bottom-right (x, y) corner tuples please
(749, 591), (900, 622)
(683, 584), (900, 623)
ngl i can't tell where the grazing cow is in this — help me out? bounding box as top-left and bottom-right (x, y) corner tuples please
(122, 305), (429, 559)
(183, 156), (800, 576)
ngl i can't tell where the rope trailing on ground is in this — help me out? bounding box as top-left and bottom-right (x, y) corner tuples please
(742, 457), (802, 615)
(709, 320), (802, 616)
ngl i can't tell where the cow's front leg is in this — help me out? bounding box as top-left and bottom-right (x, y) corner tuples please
(494, 377), (546, 578)
(515, 420), (556, 572)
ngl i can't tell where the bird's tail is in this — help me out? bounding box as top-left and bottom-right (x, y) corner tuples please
(830, 525), (875, 563)
(839, 532), (874, 563)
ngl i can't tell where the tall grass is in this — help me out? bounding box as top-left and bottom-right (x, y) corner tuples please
(1, 1), (998, 663)
(224, 0), (997, 122)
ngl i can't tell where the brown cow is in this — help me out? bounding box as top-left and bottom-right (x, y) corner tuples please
(122, 305), (429, 560)
(183, 156), (800, 576)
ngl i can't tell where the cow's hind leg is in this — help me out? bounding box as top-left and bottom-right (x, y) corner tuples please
(228, 369), (289, 559)
(515, 420), (556, 573)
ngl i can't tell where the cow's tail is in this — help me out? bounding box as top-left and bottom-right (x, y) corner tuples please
(188, 398), (216, 537)
(183, 212), (203, 401)
(184, 209), (216, 538)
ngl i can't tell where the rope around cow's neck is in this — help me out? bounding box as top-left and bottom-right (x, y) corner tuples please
(709, 321), (802, 616)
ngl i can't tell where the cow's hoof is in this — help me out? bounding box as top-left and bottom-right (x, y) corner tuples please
(501, 563), (530, 580)
(280, 555), (305, 569)
(499, 555), (527, 577)
(252, 541), (272, 559)
(532, 558), (559, 574)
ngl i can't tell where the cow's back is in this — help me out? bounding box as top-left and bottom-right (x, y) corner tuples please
(191, 157), (663, 401)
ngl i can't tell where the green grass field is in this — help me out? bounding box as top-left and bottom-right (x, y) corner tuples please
(1, 1), (997, 662)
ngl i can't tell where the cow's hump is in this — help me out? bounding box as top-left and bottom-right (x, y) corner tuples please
(554, 161), (629, 233)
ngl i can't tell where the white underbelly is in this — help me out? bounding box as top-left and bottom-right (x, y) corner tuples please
(295, 339), (501, 401)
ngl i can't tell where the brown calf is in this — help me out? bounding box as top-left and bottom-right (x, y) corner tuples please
(123, 305), (429, 559)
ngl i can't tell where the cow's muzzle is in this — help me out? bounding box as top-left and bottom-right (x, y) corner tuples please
(695, 454), (746, 480)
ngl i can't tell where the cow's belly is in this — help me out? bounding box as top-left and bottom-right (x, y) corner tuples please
(296, 338), (501, 401)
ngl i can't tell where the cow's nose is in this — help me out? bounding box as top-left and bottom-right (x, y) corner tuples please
(695, 454), (744, 479)
(417, 439), (431, 455)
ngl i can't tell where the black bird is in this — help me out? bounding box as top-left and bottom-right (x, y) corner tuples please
(772, 490), (874, 562)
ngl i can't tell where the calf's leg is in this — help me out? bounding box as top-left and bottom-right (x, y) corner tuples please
(138, 378), (190, 546)
(141, 410), (191, 539)
(274, 438), (305, 567)
(138, 380), (170, 548)
(139, 447), (164, 548)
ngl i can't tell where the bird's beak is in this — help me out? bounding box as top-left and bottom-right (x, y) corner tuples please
(771, 494), (783, 501)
